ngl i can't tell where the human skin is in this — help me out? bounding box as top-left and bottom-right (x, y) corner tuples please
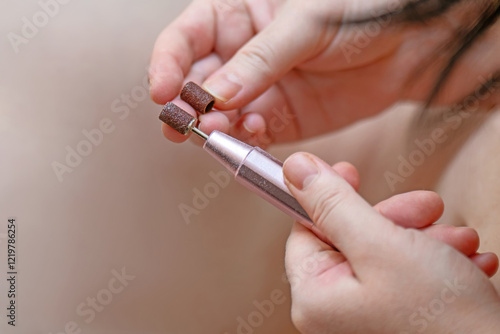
(149, 0), (500, 146)
(314, 161), (499, 277)
(282, 152), (500, 334)
(431, 110), (500, 291)
(300, 103), (500, 293)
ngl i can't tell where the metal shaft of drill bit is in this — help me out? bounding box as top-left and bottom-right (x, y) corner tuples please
(191, 127), (208, 140)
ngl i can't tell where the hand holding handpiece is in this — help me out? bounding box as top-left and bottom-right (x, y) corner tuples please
(283, 152), (500, 334)
(158, 83), (498, 277)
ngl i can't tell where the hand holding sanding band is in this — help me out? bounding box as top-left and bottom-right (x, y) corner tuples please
(180, 81), (215, 114)
(159, 84), (333, 245)
(150, 0), (500, 147)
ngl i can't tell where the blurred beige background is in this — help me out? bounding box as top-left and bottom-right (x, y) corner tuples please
(0, 0), (337, 333)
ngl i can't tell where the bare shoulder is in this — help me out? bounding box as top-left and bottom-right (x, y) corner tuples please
(436, 109), (500, 290)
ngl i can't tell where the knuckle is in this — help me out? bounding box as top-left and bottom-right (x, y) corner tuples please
(311, 186), (350, 229)
(405, 228), (418, 247)
(237, 41), (275, 78)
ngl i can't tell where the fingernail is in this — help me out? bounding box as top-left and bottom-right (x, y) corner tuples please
(243, 121), (257, 134)
(283, 153), (320, 191)
(242, 113), (262, 134)
(203, 72), (242, 103)
(148, 64), (156, 88)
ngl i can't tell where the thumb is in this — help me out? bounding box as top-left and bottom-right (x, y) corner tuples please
(202, 9), (333, 109)
(283, 153), (398, 265)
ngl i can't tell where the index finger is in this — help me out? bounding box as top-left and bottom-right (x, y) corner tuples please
(285, 222), (348, 288)
(149, 1), (216, 104)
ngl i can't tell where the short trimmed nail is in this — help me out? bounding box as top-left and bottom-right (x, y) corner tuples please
(147, 65), (156, 86)
(283, 153), (320, 191)
(243, 121), (257, 134)
(242, 113), (261, 134)
(203, 72), (242, 102)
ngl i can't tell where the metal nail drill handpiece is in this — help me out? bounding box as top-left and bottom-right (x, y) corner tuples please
(191, 127), (315, 230)
(159, 101), (329, 242)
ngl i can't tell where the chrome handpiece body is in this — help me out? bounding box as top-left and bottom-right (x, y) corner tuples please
(203, 131), (314, 229)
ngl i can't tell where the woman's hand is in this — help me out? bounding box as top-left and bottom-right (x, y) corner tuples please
(150, 0), (495, 146)
(283, 153), (500, 334)
(328, 161), (498, 277)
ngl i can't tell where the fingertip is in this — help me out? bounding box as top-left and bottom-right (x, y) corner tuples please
(159, 99), (198, 143)
(151, 87), (172, 106)
(331, 162), (360, 191)
(283, 152), (322, 192)
(408, 191), (445, 222)
(471, 252), (499, 277)
(375, 191), (444, 229)
(242, 113), (266, 135)
(427, 191), (445, 218)
(202, 71), (243, 106)
(149, 59), (185, 105)
(199, 111), (231, 135)
(228, 112), (267, 146)
(456, 227), (480, 249)
(161, 123), (190, 143)
(447, 226), (480, 256)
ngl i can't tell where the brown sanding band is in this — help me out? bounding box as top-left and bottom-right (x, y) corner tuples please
(159, 102), (196, 135)
(180, 81), (216, 114)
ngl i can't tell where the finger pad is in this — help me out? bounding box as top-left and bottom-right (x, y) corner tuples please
(332, 162), (360, 191)
(162, 123), (190, 143)
(472, 253), (499, 277)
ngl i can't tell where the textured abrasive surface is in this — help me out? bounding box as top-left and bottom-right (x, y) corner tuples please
(159, 102), (195, 135)
(180, 82), (215, 114)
